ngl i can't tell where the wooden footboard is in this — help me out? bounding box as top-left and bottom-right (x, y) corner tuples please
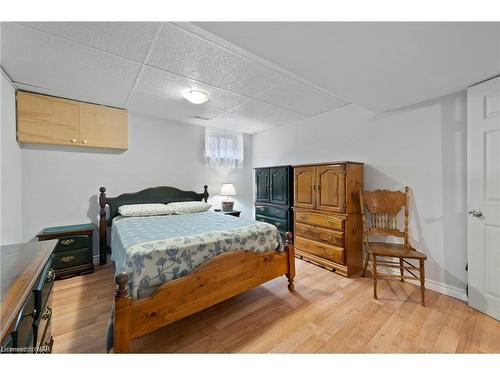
(113, 233), (295, 353)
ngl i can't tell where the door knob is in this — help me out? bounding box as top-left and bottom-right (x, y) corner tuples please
(468, 209), (483, 217)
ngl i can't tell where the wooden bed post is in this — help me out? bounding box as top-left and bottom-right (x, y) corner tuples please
(114, 272), (132, 353)
(99, 187), (107, 265)
(203, 185), (209, 202)
(284, 232), (295, 292)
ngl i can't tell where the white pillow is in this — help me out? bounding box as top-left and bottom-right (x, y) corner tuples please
(118, 203), (173, 217)
(167, 201), (212, 215)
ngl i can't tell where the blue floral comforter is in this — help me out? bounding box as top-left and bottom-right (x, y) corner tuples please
(111, 211), (282, 299)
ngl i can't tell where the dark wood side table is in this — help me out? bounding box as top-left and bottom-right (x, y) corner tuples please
(222, 210), (241, 217)
(37, 223), (95, 279)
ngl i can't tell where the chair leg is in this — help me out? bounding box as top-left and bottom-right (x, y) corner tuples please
(372, 255), (378, 300)
(399, 258), (404, 282)
(419, 259), (425, 306)
(362, 252), (370, 277)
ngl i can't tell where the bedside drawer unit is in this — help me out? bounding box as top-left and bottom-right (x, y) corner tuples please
(295, 222), (344, 248)
(37, 223), (95, 279)
(295, 211), (345, 231)
(54, 235), (89, 253)
(295, 236), (345, 265)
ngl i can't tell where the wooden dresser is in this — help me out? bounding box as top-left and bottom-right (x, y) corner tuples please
(0, 240), (57, 353)
(293, 162), (364, 277)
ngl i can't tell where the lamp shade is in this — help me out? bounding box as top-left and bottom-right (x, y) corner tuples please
(220, 183), (236, 196)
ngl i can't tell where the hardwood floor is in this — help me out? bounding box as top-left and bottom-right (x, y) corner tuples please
(51, 259), (500, 353)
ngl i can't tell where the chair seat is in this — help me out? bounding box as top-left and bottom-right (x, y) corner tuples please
(367, 242), (427, 259)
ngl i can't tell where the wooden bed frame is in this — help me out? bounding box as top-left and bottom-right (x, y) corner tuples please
(98, 185), (295, 353)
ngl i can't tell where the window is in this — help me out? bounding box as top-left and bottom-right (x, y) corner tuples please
(204, 127), (244, 168)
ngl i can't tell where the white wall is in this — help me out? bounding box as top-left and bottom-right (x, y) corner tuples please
(20, 113), (253, 253)
(253, 91), (468, 298)
(0, 72), (23, 245)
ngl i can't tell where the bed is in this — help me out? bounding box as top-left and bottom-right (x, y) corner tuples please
(98, 185), (295, 353)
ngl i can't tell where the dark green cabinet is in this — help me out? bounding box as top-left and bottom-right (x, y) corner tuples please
(255, 168), (270, 202)
(254, 166), (293, 242)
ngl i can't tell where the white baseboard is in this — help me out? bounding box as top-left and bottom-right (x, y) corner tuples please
(405, 278), (468, 301)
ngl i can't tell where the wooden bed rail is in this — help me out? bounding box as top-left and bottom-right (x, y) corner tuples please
(113, 232), (295, 353)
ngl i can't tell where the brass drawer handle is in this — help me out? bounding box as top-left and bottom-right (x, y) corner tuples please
(300, 215), (306, 220)
(60, 239), (75, 246)
(42, 306), (52, 320)
(325, 248), (336, 255)
(46, 269), (55, 282)
(299, 227), (306, 232)
(327, 218), (336, 225)
(327, 234), (333, 241)
(275, 222), (281, 227)
(61, 255), (76, 263)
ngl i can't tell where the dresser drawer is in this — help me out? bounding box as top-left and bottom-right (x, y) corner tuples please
(255, 205), (289, 220)
(55, 235), (89, 252)
(255, 214), (288, 232)
(295, 211), (344, 231)
(11, 292), (36, 348)
(295, 236), (345, 264)
(295, 222), (344, 247)
(34, 254), (55, 320)
(53, 247), (91, 270)
(34, 304), (53, 353)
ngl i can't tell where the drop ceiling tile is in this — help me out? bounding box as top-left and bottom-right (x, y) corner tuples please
(20, 22), (159, 62)
(231, 100), (307, 126)
(135, 66), (248, 112)
(257, 77), (348, 116)
(207, 112), (278, 134)
(1, 23), (141, 107)
(127, 90), (225, 127)
(147, 23), (286, 97)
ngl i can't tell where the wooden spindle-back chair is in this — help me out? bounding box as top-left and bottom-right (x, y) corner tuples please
(360, 187), (427, 305)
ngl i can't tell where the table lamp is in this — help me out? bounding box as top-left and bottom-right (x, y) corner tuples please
(220, 183), (236, 211)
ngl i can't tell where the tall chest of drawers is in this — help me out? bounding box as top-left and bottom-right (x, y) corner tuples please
(254, 165), (293, 242)
(293, 162), (364, 277)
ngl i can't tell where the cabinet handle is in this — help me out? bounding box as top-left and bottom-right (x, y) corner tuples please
(300, 215), (306, 220)
(61, 255), (76, 263)
(82, 139), (88, 144)
(60, 239), (75, 246)
(275, 222), (281, 227)
(327, 218), (336, 225)
(327, 234), (333, 241)
(46, 269), (55, 282)
(42, 306), (52, 320)
(71, 138), (77, 143)
(299, 227), (306, 232)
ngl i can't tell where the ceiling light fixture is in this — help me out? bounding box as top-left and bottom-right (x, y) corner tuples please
(183, 90), (209, 104)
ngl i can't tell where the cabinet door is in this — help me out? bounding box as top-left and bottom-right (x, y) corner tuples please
(270, 167), (289, 205)
(294, 166), (316, 209)
(255, 168), (270, 202)
(316, 164), (346, 212)
(17, 91), (80, 146)
(80, 103), (128, 149)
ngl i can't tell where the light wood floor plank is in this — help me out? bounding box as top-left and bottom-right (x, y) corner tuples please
(51, 259), (500, 353)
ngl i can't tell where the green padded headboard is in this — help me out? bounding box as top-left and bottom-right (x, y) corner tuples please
(100, 185), (209, 226)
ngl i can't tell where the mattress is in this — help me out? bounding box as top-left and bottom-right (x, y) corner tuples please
(111, 210), (282, 299)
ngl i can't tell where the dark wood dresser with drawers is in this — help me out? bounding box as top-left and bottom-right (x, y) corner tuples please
(0, 240), (57, 353)
(37, 223), (95, 279)
(254, 165), (293, 242)
(293, 161), (364, 277)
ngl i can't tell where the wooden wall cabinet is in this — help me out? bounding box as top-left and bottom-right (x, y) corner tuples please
(16, 91), (128, 150)
(293, 162), (364, 277)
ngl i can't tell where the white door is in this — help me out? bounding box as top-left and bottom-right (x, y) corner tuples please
(467, 76), (500, 321)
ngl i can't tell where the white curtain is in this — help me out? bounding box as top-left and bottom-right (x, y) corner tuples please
(204, 127), (244, 168)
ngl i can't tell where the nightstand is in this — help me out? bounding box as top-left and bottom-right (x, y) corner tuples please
(223, 210), (241, 217)
(37, 223), (95, 279)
